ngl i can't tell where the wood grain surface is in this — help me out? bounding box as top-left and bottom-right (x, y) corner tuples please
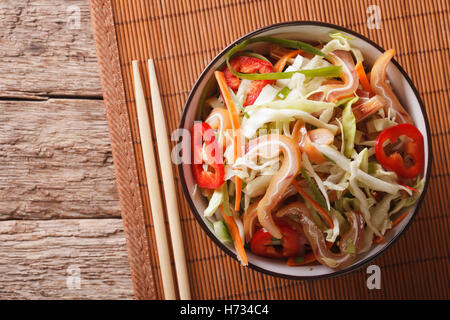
(0, 99), (120, 220)
(0, 219), (133, 299)
(0, 0), (101, 98)
(0, 0), (134, 299)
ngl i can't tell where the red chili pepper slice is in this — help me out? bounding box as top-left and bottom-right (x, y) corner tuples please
(250, 223), (303, 259)
(191, 122), (225, 189)
(223, 55), (275, 106)
(375, 123), (425, 179)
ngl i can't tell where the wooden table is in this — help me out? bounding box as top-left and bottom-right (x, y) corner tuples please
(0, 0), (134, 299)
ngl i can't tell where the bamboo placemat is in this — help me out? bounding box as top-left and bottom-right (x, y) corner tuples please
(89, 0), (449, 299)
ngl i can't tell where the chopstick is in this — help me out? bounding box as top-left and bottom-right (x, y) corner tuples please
(131, 60), (176, 300)
(148, 59), (191, 300)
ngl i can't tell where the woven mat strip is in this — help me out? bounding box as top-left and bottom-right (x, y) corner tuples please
(89, 0), (156, 300)
(92, 0), (449, 299)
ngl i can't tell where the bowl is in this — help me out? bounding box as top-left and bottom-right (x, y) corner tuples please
(177, 21), (432, 279)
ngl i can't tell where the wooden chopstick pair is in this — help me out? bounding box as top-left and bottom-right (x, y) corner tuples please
(132, 59), (191, 300)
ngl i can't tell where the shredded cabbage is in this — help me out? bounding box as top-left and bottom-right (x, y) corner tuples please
(356, 169), (403, 194)
(304, 201), (327, 231)
(223, 134), (234, 165)
(329, 32), (364, 64)
(323, 169), (348, 191)
(390, 177), (425, 215)
(206, 97), (224, 109)
(204, 186), (224, 217)
(242, 108), (338, 138)
(314, 144), (409, 195)
(349, 161), (382, 236)
(252, 84), (279, 105)
(204, 182), (231, 217)
(319, 107), (334, 123)
(245, 98), (335, 113)
(371, 194), (396, 235)
(236, 79), (252, 106)
(325, 208), (349, 242)
(302, 153), (331, 210)
(234, 155), (279, 173)
(357, 148), (369, 173)
(372, 163), (399, 183)
(313, 143), (351, 171)
(374, 118), (397, 131)
(213, 220), (232, 243)
(342, 97), (358, 157)
(367, 118), (397, 133)
(277, 55), (306, 88)
(325, 210), (340, 242)
(304, 34), (352, 71)
(224, 164), (249, 181)
(243, 175), (272, 198)
(282, 121), (292, 138)
(336, 118), (345, 154)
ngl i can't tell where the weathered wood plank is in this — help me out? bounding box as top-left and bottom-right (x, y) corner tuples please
(0, 98), (120, 219)
(0, 0), (102, 98)
(0, 218), (134, 299)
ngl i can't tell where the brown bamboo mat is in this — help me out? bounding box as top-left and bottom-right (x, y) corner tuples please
(89, 0), (449, 299)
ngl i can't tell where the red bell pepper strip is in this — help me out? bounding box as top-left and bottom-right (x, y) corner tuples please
(250, 223), (303, 259)
(223, 55), (275, 106)
(375, 124), (425, 179)
(191, 122), (225, 189)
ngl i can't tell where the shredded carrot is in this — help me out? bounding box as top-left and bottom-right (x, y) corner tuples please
(392, 211), (411, 227)
(269, 44), (292, 60)
(400, 184), (419, 193)
(293, 180), (334, 229)
(373, 210), (410, 244)
(234, 179), (242, 211)
(373, 235), (383, 244)
(355, 61), (373, 95)
(214, 71), (242, 211)
(220, 206), (248, 266)
(287, 242), (333, 266)
(273, 49), (303, 72)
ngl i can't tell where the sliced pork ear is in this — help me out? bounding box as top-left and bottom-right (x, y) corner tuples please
(370, 49), (413, 124)
(330, 95), (386, 133)
(243, 184), (298, 243)
(292, 119), (334, 164)
(276, 202), (365, 269)
(324, 50), (359, 103)
(241, 134), (301, 239)
(205, 108), (232, 150)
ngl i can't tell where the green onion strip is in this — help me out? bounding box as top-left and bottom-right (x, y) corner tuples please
(226, 36), (342, 80)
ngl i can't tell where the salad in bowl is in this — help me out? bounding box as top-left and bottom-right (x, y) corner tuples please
(179, 23), (430, 278)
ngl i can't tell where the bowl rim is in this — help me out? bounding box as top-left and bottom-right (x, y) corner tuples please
(177, 21), (433, 280)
